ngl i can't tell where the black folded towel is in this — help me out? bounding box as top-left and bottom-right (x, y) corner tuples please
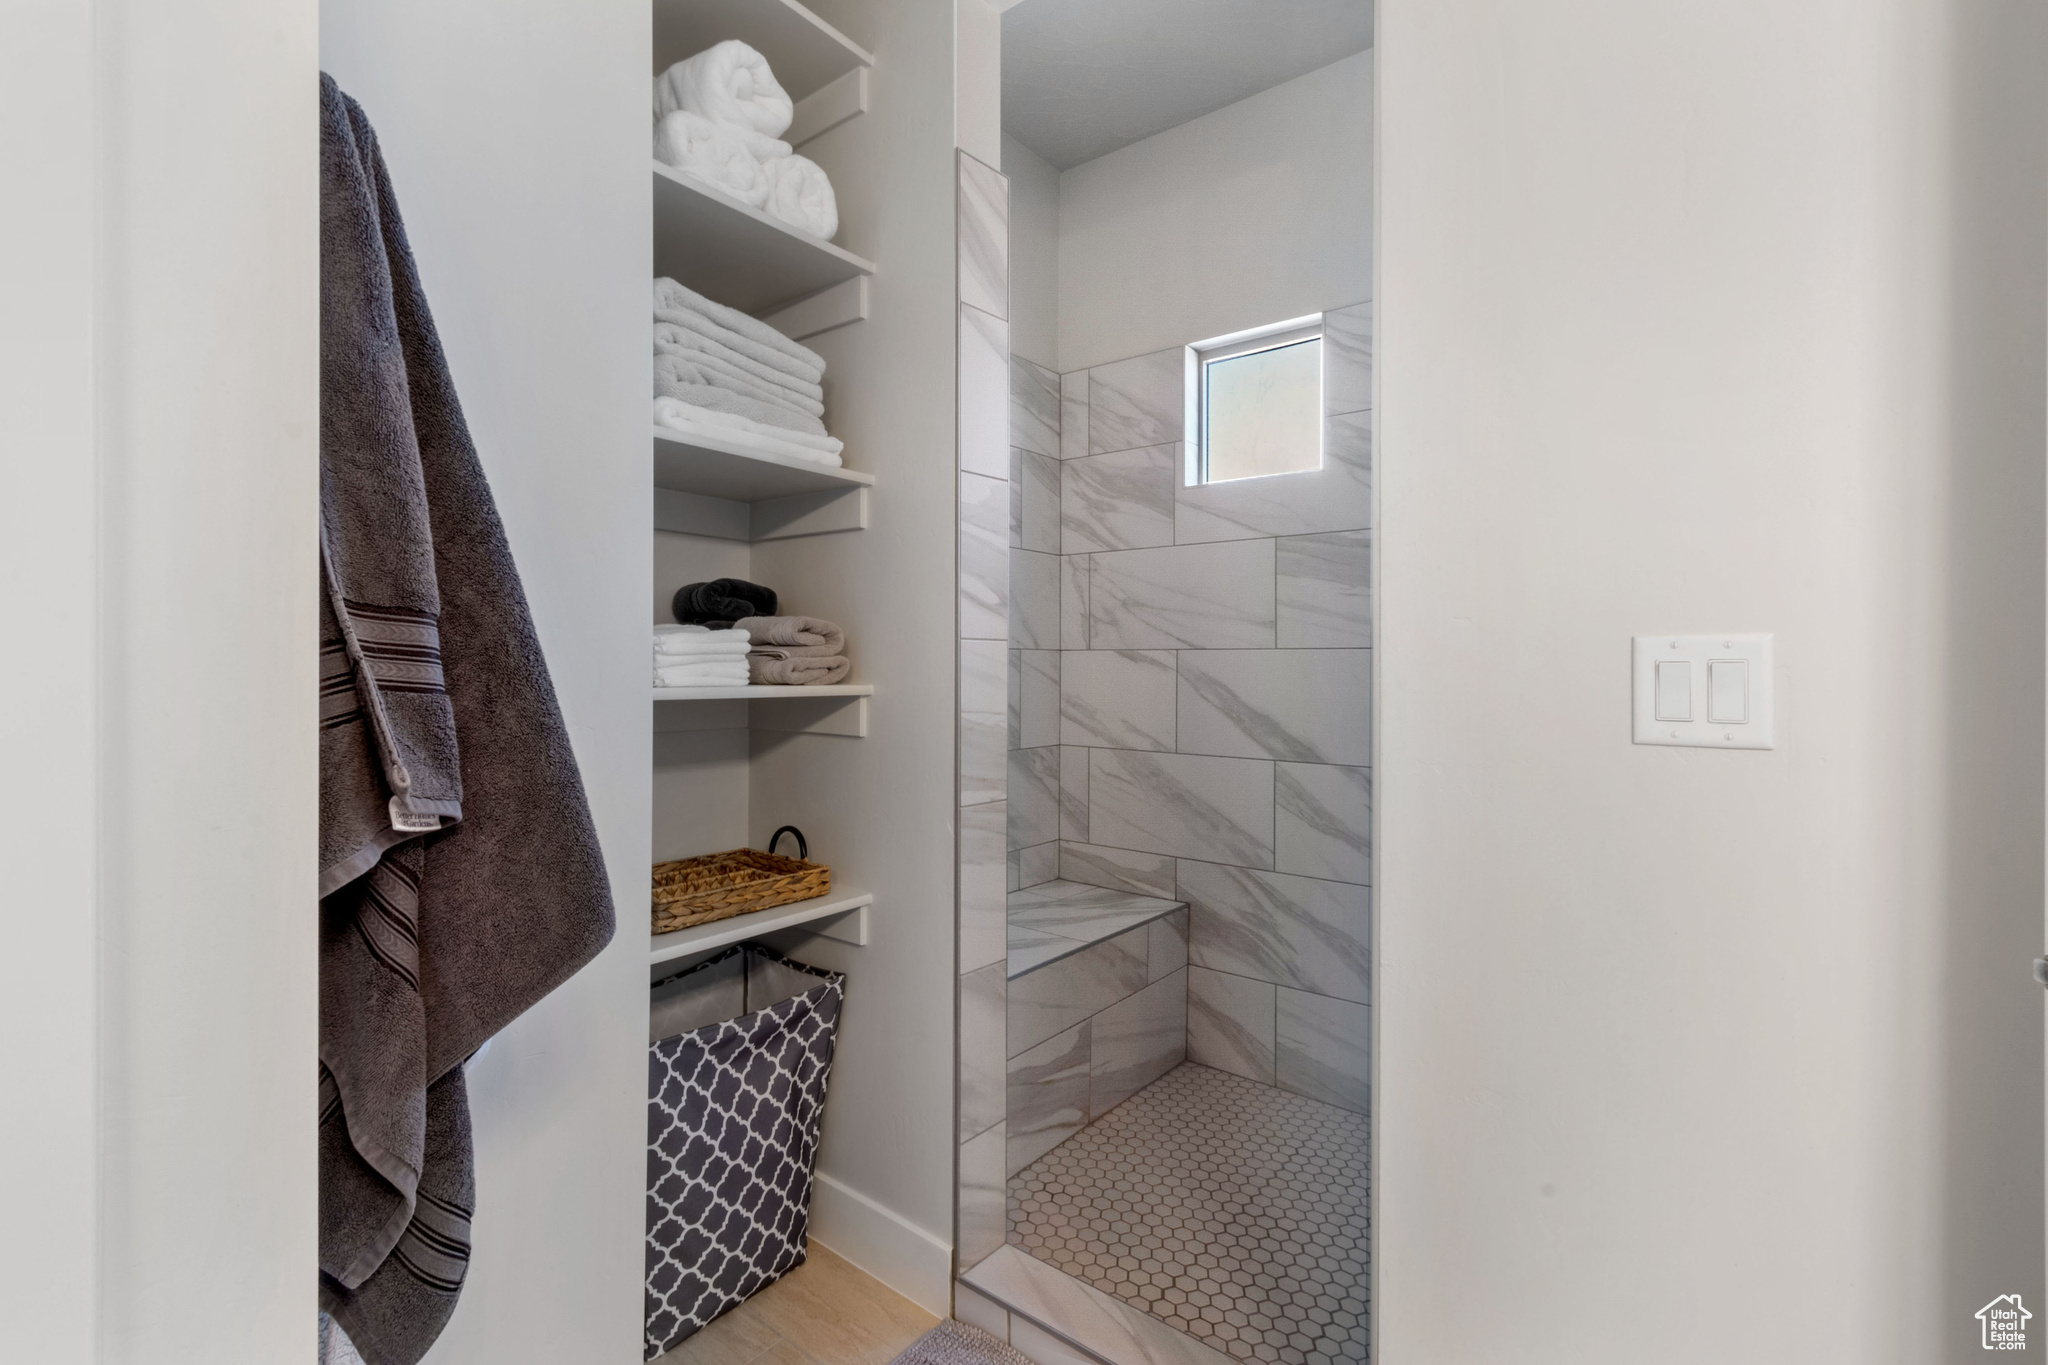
(673, 578), (778, 628)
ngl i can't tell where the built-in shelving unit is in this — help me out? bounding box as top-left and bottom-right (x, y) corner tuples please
(649, 888), (873, 968)
(652, 425), (873, 501)
(653, 163), (875, 314)
(652, 0), (871, 103)
(651, 683), (871, 702)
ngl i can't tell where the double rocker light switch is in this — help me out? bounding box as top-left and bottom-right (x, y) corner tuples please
(1633, 635), (1774, 749)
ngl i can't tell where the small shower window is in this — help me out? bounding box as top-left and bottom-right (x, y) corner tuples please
(1191, 317), (1324, 484)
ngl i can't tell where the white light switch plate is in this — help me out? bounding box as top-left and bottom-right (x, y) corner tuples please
(1632, 635), (1774, 749)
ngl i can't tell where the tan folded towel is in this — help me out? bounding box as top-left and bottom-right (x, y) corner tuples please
(748, 652), (850, 686)
(734, 615), (844, 657)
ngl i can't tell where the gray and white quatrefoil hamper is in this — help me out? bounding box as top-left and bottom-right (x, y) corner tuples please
(644, 944), (846, 1359)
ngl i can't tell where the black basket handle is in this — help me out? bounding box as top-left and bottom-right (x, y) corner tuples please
(768, 825), (808, 861)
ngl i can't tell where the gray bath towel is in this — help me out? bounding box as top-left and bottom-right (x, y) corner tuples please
(320, 73), (616, 1365)
(746, 651), (851, 686)
(733, 615), (845, 656)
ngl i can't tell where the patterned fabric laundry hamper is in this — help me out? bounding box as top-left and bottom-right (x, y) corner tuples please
(644, 943), (846, 1360)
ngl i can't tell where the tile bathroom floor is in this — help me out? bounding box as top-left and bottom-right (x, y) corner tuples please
(1007, 1063), (1370, 1365)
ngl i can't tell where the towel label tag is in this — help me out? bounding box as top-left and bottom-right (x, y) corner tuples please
(389, 797), (443, 834)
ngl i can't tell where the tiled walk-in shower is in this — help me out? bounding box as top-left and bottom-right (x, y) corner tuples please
(1009, 1064), (1370, 1365)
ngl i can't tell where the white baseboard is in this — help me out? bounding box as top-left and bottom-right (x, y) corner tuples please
(808, 1170), (953, 1316)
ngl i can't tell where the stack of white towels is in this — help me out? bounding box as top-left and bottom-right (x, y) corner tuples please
(653, 624), (753, 688)
(653, 277), (844, 467)
(654, 40), (838, 242)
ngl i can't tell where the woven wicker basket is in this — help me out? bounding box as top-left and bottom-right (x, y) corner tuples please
(651, 835), (830, 935)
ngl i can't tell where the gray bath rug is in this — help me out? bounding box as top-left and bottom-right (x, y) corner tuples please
(890, 1320), (1038, 1365)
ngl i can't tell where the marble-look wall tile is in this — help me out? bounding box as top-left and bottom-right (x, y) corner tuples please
(1007, 933), (1149, 1056)
(959, 472), (1009, 641)
(1089, 539), (1276, 649)
(960, 801), (1008, 973)
(1019, 450), (1062, 555)
(1005, 848), (1022, 894)
(1090, 968), (1188, 1119)
(1322, 300), (1372, 416)
(1006, 1021), (1090, 1176)
(957, 151), (1007, 320)
(1176, 407), (1370, 544)
(1060, 649), (1177, 751)
(1188, 966), (1275, 1083)
(1178, 860), (1371, 1004)
(961, 710), (1006, 807)
(1061, 445), (1176, 553)
(1005, 646), (1022, 750)
(1011, 357), (1060, 459)
(1177, 648), (1372, 765)
(1089, 749), (1274, 868)
(958, 303), (1010, 481)
(960, 962), (1006, 1141)
(957, 1119), (1008, 1269)
(1010, 548), (1059, 650)
(1277, 530), (1371, 649)
(1089, 349), (1182, 454)
(1008, 449), (1023, 547)
(1060, 554), (1090, 649)
(1060, 370), (1090, 459)
(1275, 763), (1372, 885)
(1148, 909), (1189, 982)
(1019, 649), (1060, 749)
(1058, 746), (1089, 841)
(1008, 745), (1060, 851)
(1059, 841), (1177, 899)
(1276, 988), (1370, 1115)
(1015, 839), (1060, 889)
(961, 638), (1007, 716)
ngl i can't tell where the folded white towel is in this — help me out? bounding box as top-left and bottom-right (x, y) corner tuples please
(654, 277), (826, 385)
(654, 660), (752, 688)
(653, 323), (825, 405)
(653, 111), (767, 208)
(655, 624), (753, 657)
(655, 354), (824, 436)
(653, 399), (845, 465)
(652, 342), (825, 419)
(654, 41), (793, 140)
(759, 155), (839, 241)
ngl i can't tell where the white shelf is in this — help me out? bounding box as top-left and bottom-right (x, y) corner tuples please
(650, 888), (873, 967)
(652, 425), (873, 501)
(653, 162), (874, 314)
(652, 683), (872, 701)
(652, 0), (872, 104)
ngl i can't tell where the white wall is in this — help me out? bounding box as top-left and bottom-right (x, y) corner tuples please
(4, 1), (321, 1359)
(1056, 49), (1372, 372)
(746, 0), (968, 1313)
(1002, 132), (1059, 371)
(1377, 4), (2045, 1361)
(321, 3), (652, 1361)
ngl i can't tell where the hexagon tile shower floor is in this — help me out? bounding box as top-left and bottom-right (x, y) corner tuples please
(1006, 1063), (1371, 1364)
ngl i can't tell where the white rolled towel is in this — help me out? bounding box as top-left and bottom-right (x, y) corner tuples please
(760, 155), (839, 241)
(653, 111), (768, 208)
(654, 41), (793, 140)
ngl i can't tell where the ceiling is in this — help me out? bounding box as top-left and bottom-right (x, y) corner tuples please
(1000, 0), (1374, 171)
